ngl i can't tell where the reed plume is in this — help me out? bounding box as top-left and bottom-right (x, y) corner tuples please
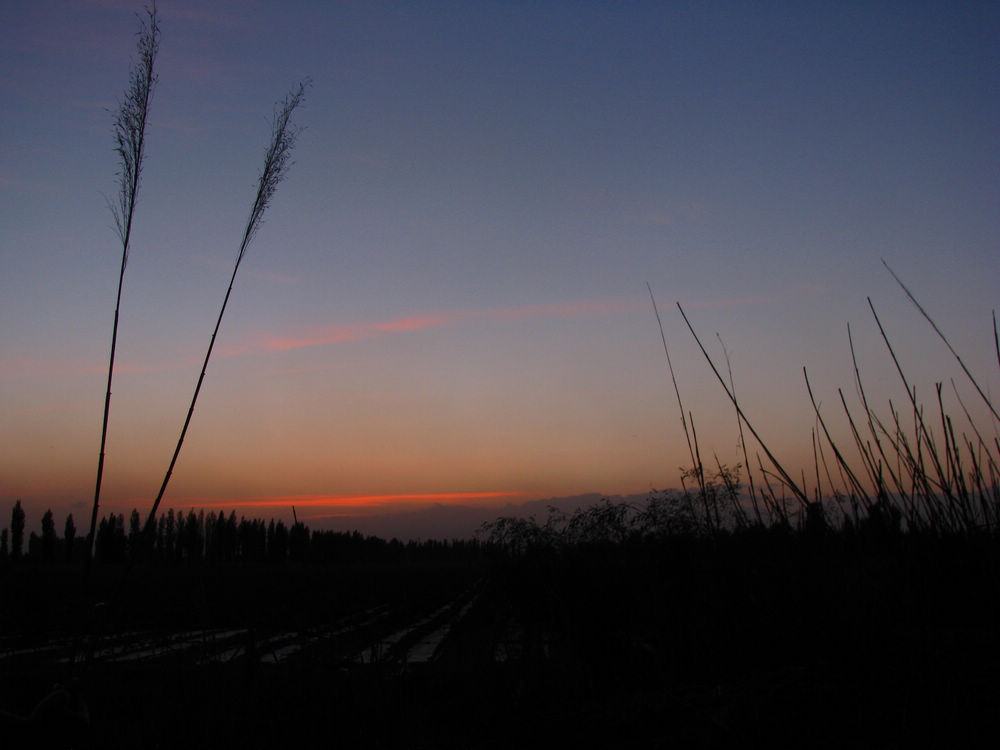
(86, 4), (160, 574)
(140, 80), (310, 540)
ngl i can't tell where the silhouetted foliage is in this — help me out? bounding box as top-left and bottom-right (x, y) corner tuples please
(240, 518), (267, 562)
(163, 508), (176, 559)
(95, 513), (126, 563)
(179, 510), (202, 562)
(64, 513), (76, 563)
(270, 520), (289, 562)
(55, 507), (495, 568)
(288, 521), (309, 562)
(40, 509), (56, 562)
(10, 500), (25, 560)
(127, 508), (142, 558)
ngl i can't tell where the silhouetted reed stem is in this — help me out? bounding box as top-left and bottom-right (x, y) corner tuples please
(645, 262), (1000, 534)
(86, 5), (159, 578)
(718, 332), (762, 524)
(140, 81), (308, 541)
(647, 283), (704, 496)
(884, 259), (1000, 423)
(993, 311), (999, 375)
(677, 302), (809, 507)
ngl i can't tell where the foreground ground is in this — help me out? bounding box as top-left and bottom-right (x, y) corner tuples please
(2, 531), (999, 748)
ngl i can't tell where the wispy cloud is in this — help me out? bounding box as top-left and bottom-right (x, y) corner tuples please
(192, 254), (298, 285)
(248, 269), (297, 285)
(267, 361), (357, 376)
(681, 283), (826, 310)
(0, 292), (813, 379)
(0, 356), (80, 378)
(222, 298), (642, 358)
(3, 399), (91, 418)
(0, 354), (196, 378)
(369, 313), (455, 334)
(685, 294), (778, 309)
(485, 299), (640, 321)
(224, 312), (460, 355)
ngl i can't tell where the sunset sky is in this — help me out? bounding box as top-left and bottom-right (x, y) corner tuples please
(2, 1), (998, 537)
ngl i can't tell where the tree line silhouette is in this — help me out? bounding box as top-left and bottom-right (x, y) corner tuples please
(0, 501), (489, 566)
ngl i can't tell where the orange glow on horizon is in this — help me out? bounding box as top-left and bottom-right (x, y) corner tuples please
(229, 491), (527, 507)
(111, 491), (532, 515)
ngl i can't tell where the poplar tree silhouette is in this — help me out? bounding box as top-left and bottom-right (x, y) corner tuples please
(10, 500), (25, 559)
(64, 514), (76, 563)
(41, 509), (56, 562)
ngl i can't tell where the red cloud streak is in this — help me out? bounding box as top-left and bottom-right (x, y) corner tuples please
(126, 491), (528, 513)
(221, 299), (642, 357)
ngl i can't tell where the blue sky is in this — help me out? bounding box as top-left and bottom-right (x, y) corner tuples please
(1, 1), (998, 535)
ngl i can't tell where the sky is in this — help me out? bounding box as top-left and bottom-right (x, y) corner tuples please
(1, 0), (998, 538)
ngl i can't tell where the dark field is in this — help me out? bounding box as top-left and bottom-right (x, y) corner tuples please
(3, 528), (1000, 749)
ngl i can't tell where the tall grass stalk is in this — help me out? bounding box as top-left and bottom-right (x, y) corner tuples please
(993, 311), (999, 374)
(803, 368), (870, 508)
(649, 265), (1000, 535)
(717, 332), (762, 524)
(140, 81), (309, 541)
(86, 4), (160, 576)
(646, 283), (704, 496)
(883, 259), (1000, 423)
(676, 301), (810, 508)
